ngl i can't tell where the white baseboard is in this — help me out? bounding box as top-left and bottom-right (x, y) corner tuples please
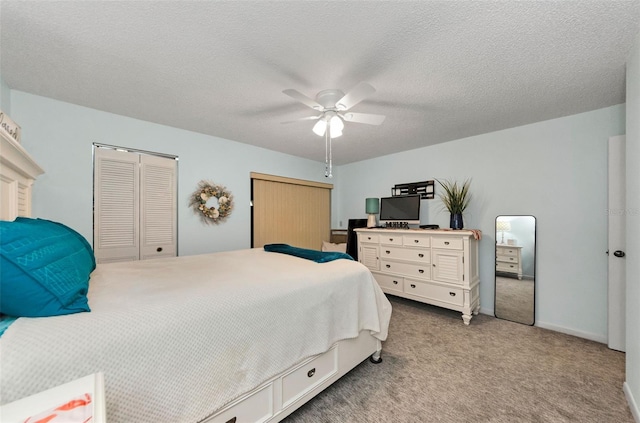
(625, 382), (640, 423)
(479, 307), (494, 316)
(535, 320), (607, 344)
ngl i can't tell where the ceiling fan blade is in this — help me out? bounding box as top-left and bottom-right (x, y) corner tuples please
(282, 89), (323, 110)
(340, 112), (386, 125)
(335, 82), (376, 111)
(280, 115), (321, 124)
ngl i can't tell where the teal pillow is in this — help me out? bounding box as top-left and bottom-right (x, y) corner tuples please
(0, 218), (95, 317)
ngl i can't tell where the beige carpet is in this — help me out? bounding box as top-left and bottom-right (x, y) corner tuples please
(284, 296), (632, 423)
(495, 276), (535, 325)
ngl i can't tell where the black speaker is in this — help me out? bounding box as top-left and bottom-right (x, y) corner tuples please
(346, 219), (368, 260)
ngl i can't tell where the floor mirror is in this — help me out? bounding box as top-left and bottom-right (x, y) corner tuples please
(495, 215), (536, 325)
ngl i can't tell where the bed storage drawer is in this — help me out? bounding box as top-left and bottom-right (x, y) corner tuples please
(208, 383), (273, 423)
(282, 346), (338, 407)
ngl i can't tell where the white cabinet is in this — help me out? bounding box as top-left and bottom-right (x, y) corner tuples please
(356, 228), (480, 325)
(0, 130), (44, 220)
(496, 244), (523, 279)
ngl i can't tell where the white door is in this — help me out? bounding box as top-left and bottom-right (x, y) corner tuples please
(608, 135), (626, 352)
(94, 147), (177, 263)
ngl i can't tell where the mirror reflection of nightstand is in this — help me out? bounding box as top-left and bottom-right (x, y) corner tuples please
(496, 244), (523, 280)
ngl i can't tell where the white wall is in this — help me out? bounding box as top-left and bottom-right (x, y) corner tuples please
(334, 105), (625, 342)
(625, 27), (640, 422)
(10, 91), (329, 256)
(0, 74), (10, 113)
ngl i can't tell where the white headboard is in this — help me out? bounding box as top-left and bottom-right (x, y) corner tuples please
(0, 130), (44, 220)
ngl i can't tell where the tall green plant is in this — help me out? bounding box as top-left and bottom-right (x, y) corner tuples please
(436, 178), (471, 214)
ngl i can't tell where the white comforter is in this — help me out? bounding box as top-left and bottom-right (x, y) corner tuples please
(0, 248), (391, 422)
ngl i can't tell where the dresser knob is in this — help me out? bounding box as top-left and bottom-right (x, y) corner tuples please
(393, 280), (398, 285)
(389, 238), (394, 241)
(156, 247), (163, 252)
(385, 250), (391, 254)
(414, 239), (419, 243)
(386, 264), (391, 268)
(410, 284), (416, 288)
(418, 253), (424, 258)
(449, 292), (456, 297)
(418, 269), (424, 274)
(444, 241), (450, 245)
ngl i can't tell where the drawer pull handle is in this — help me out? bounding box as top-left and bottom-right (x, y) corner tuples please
(386, 264), (391, 268)
(418, 269), (424, 274)
(226, 418), (237, 423)
(368, 237), (372, 240)
(389, 238), (394, 241)
(385, 250), (391, 254)
(414, 239), (419, 243)
(410, 284), (416, 288)
(432, 264), (436, 267)
(393, 280), (399, 285)
(157, 247), (163, 252)
(307, 368), (316, 378)
(444, 241), (450, 245)
(510, 265), (515, 268)
(418, 253), (424, 258)
(449, 292), (456, 297)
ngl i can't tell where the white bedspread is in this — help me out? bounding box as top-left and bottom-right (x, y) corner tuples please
(0, 248), (391, 422)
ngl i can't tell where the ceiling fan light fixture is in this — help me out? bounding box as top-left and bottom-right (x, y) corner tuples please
(312, 119), (326, 136)
(329, 115), (344, 138)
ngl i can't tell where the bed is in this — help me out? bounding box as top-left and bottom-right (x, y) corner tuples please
(0, 223), (392, 422)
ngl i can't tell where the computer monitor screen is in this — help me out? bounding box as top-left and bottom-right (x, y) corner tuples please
(379, 195), (420, 224)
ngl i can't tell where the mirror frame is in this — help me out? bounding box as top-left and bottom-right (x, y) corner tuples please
(494, 215), (536, 325)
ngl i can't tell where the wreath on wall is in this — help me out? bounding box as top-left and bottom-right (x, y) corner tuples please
(190, 180), (234, 224)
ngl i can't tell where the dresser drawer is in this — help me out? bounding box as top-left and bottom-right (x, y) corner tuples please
(360, 233), (379, 244)
(282, 346), (337, 407)
(379, 246), (430, 263)
(373, 272), (403, 294)
(379, 234), (403, 245)
(380, 260), (430, 280)
(497, 254), (519, 264)
(402, 234), (430, 247)
(497, 262), (519, 273)
(209, 384), (273, 423)
(431, 236), (463, 250)
(497, 246), (519, 257)
(404, 280), (464, 307)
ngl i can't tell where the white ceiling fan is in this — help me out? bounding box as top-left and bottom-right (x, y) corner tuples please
(281, 82), (385, 137)
(282, 82), (385, 177)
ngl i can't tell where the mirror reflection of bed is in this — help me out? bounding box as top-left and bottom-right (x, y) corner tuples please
(494, 215), (536, 326)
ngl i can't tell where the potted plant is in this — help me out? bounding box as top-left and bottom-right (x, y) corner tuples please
(436, 178), (471, 229)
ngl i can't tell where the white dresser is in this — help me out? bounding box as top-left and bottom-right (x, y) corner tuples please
(356, 228), (480, 325)
(496, 244), (523, 280)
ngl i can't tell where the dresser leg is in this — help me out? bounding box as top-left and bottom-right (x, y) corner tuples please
(462, 314), (472, 325)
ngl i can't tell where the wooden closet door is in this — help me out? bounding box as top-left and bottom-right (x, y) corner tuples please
(252, 173), (332, 250)
(139, 153), (177, 260)
(94, 148), (140, 263)
(94, 146), (177, 263)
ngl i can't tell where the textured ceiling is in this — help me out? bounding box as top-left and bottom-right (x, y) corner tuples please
(1, 1), (639, 165)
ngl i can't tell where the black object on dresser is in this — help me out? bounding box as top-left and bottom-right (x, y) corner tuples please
(346, 219), (368, 260)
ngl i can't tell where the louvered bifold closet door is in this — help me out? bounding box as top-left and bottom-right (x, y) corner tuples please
(94, 148), (140, 263)
(139, 154), (177, 260)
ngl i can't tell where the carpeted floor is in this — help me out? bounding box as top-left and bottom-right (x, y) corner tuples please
(495, 276), (535, 325)
(284, 296), (632, 423)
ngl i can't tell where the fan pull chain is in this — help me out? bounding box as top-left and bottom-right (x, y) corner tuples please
(324, 129), (333, 178)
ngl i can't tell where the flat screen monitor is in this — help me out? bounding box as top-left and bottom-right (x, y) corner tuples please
(379, 195), (421, 224)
